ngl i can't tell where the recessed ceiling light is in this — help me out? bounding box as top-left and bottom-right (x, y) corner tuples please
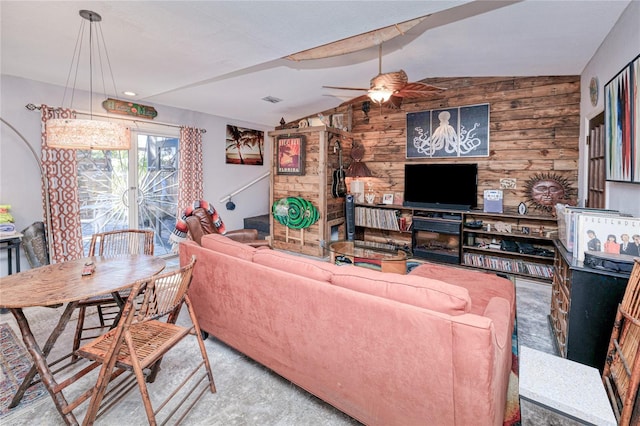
(123, 91), (137, 97)
(262, 96), (282, 104)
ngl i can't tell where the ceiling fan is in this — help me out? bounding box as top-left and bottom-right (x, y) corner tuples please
(322, 44), (445, 107)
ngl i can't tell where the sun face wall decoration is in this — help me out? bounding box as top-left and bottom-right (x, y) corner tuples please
(524, 172), (576, 214)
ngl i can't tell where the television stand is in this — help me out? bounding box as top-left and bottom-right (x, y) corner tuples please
(412, 215), (462, 264)
(353, 203), (558, 282)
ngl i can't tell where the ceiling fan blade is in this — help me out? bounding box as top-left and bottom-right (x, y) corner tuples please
(322, 85), (369, 91)
(402, 82), (446, 92)
(387, 95), (403, 109)
(339, 94), (371, 107)
(394, 92), (438, 100)
(392, 82), (447, 98)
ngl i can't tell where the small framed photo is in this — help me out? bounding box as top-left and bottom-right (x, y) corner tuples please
(521, 226), (530, 235)
(382, 193), (394, 205)
(276, 135), (305, 175)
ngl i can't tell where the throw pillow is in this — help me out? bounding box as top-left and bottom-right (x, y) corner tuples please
(253, 250), (337, 283)
(331, 267), (471, 315)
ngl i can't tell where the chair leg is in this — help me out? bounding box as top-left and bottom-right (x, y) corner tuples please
(186, 296), (216, 393)
(72, 306), (87, 361)
(96, 305), (106, 327)
(125, 332), (157, 426)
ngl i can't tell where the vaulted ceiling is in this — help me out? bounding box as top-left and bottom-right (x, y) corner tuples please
(1, 1), (631, 127)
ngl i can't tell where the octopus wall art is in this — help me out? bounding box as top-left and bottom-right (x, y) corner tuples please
(406, 103), (490, 158)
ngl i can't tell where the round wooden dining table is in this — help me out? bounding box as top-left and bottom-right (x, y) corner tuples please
(0, 254), (166, 425)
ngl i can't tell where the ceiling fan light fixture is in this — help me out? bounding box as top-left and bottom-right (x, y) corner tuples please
(368, 87), (393, 104)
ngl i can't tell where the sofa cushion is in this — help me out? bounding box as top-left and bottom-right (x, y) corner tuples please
(331, 266), (471, 315)
(409, 263), (515, 315)
(253, 249), (337, 283)
(201, 233), (257, 261)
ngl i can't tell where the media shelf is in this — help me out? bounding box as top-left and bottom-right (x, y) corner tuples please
(354, 205), (411, 232)
(352, 204), (558, 281)
(462, 211), (557, 282)
(463, 251), (554, 280)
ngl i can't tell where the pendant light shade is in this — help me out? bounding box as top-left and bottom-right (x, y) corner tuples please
(345, 141), (373, 177)
(46, 118), (130, 150)
(46, 9), (129, 150)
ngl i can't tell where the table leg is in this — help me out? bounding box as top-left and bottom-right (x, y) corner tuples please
(7, 244), (12, 275)
(106, 291), (127, 329)
(15, 242), (20, 273)
(9, 304), (79, 425)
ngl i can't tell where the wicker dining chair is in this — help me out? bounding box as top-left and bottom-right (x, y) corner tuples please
(75, 255), (215, 424)
(602, 259), (640, 426)
(72, 229), (155, 357)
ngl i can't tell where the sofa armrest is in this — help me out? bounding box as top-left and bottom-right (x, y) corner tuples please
(482, 297), (511, 349)
(409, 263), (515, 316)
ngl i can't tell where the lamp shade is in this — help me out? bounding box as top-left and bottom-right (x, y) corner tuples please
(46, 119), (130, 150)
(368, 87), (393, 104)
(345, 161), (373, 177)
(345, 141), (373, 177)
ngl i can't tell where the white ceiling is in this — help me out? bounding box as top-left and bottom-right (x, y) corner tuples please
(0, 1), (632, 127)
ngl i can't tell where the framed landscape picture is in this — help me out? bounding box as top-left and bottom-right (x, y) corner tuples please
(225, 125), (264, 165)
(276, 135), (305, 175)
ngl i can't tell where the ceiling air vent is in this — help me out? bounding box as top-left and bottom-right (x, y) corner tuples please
(262, 96), (282, 104)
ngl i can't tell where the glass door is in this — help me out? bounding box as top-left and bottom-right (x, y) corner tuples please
(77, 132), (179, 255)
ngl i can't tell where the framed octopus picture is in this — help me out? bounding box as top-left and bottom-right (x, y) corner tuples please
(406, 103), (490, 158)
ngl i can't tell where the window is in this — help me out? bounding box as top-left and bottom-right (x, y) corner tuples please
(77, 131), (179, 255)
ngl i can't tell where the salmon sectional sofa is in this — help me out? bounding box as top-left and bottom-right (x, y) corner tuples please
(179, 234), (516, 425)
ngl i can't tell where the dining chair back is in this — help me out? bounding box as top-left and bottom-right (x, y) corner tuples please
(89, 229), (155, 257)
(73, 229), (155, 358)
(75, 255), (215, 424)
(602, 259), (640, 426)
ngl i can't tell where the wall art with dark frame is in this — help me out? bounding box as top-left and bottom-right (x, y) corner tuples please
(605, 55), (639, 183)
(225, 125), (264, 165)
(276, 135), (305, 175)
(406, 103), (490, 158)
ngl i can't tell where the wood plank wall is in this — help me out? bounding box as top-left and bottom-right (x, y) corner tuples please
(316, 76), (581, 215)
(269, 127), (352, 256)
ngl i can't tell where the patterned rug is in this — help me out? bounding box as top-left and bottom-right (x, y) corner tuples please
(0, 323), (47, 417)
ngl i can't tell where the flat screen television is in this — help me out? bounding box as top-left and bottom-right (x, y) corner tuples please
(403, 163), (478, 210)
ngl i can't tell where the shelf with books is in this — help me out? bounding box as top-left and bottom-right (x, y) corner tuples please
(461, 211), (558, 281)
(354, 205), (412, 233)
(462, 244), (555, 262)
(462, 251), (554, 280)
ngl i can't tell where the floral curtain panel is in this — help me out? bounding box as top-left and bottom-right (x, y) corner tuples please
(40, 105), (84, 262)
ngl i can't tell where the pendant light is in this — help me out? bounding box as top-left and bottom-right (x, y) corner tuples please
(46, 10), (130, 150)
